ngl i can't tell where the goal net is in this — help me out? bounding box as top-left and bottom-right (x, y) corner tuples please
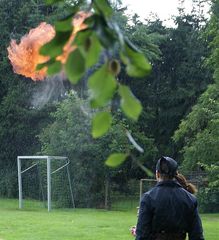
(17, 156), (75, 211)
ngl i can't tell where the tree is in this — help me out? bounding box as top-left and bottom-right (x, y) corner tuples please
(0, 81), (56, 197)
(119, 9), (212, 159)
(1, 0), (215, 203)
(0, 0), (64, 197)
(173, 0), (219, 170)
(173, 0), (219, 212)
(145, 11), (211, 156)
(38, 92), (157, 207)
(173, 84), (219, 171)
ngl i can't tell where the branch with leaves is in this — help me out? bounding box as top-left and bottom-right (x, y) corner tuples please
(39, 0), (151, 169)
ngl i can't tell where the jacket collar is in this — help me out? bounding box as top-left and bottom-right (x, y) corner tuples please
(155, 180), (182, 188)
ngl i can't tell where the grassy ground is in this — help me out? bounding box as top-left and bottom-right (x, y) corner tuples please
(0, 199), (218, 240)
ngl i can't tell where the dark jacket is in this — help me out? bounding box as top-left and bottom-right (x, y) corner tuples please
(135, 180), (204, 240)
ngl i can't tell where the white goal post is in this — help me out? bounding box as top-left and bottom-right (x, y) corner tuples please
(17, 156), (75, 212)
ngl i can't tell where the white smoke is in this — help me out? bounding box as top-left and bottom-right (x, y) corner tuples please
(31, 74), (66, 109)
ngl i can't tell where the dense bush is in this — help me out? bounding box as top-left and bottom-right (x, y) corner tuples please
(197, 164), (219, 213)
(198, 188), (219, 213)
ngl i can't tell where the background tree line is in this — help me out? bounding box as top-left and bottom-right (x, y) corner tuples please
(0, 0), (218, 211)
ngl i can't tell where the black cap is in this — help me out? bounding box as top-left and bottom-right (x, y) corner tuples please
(156, 156), (178, 177)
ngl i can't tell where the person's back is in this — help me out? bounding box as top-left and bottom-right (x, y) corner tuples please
(135, 157), (204, 240)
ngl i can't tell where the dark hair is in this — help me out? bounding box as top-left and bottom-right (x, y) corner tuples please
(175, 173), (197, 194)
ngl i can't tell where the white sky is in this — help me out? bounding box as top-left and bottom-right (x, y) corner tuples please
(121, 0), (211, 26)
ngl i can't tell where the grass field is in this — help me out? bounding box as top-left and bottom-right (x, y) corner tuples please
(0, 199), (218, 240)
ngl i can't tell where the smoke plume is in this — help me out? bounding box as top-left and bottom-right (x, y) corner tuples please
(31, 75), (66, 109)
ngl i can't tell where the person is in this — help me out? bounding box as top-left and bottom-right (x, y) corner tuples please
(135, 156), (204, 240)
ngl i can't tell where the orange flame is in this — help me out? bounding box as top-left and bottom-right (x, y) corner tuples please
(57, 11), (91, 64)
(7, 22), (55, 81)
(7, 11), (91, 81)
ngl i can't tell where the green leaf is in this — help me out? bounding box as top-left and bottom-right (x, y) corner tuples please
(47, 61), (62, 76)
(55, 6), (86, 32)
(88, 63), (117, 108)
(36, 58), (62, 76)
(93, 0), (113, 18)
(74, 30), (102, 67)
(105, 153), (128, 167)
(46, 0), (63, 4)
(84, 15), (95, 28)
(74, 29), (92, 45)
(65, 48), (85, 84)
(81, 34), (102, 68)
(92, 112), (112, 138)
(55, 15), (74, 32)
(93, 15), (116, 48)
(40, 31), (72, 58)
(84, 15), (116, 48)
(36, 62), (48, 71)
(74, 30), (102, 68)
(120, 40), (151, 77)
(118, 85), (142, 121)
(86, 37), (101, 67)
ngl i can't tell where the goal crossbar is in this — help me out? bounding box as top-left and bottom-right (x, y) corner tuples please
(17, 156), (75, 212)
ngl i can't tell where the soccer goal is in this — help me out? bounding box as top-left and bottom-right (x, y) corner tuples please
(17, 156), (75, 212)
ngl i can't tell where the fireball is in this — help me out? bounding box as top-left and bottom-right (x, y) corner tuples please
(7, 22), (55, 81)
(7, 11), (91, 81)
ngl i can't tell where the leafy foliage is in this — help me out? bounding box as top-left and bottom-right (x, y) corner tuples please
(0, 82), (55, 197)
(173, 0), (219, 170)
(118, 84), (142, 121)
(0, 0), (61, 197)
(38, 91), (159, 206)
(173, 0), (219, 212)
(38, 93), (138, 206)
(136, 13), (212, 156)
(92, 111), (112, 138)
(105, 153), (128, 167)
(173, 84), (219, 170)
(1, 0), (217, 210)
(39, 0), (152, 167)
(198, 163), (219, 212)
(88, 63), (117, 108)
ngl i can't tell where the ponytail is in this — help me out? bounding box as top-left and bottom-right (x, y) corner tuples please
(175, 173), (197, 194)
